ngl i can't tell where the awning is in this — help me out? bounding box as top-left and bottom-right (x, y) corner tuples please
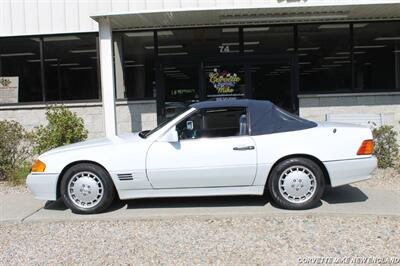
(91, 2), (400, 31)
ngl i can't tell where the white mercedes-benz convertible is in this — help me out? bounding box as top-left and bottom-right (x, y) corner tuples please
(27, 99), (377, 214)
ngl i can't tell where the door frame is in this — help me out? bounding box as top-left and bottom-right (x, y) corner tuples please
(155, 53), (299, 122)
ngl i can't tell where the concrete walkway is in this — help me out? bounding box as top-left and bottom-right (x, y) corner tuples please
(1, 185), (399, 223)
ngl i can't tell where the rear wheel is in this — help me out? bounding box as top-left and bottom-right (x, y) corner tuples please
(267, 157), (325, 210)
(60, 163), (115, 214)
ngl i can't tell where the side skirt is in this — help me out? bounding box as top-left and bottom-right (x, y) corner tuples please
(118, 185), (265, 200)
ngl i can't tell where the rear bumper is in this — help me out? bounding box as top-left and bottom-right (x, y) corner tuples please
(26, 173), (59, 201)
(324, 157), (377, 187)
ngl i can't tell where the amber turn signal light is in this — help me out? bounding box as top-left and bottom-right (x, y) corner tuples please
(357, 140), (374, 155)
(31, 159), (46, 173)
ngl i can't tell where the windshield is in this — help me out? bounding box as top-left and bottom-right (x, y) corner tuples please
(139, 107), (190, 138)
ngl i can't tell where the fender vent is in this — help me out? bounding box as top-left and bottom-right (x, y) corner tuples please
(117, 173), (133, 181)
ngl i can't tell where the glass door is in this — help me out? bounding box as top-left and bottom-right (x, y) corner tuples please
(156, 55), (297, 122)
(161, 64), (200, 119)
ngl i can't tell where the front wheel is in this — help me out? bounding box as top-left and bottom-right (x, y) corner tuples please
(267, 157), (325, 210)
(60, 163), (115, 214)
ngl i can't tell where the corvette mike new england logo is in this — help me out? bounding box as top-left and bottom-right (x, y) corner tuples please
(208, 69), (241, 94)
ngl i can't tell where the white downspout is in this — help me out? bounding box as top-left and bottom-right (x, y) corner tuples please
(98, 17), (117, 138)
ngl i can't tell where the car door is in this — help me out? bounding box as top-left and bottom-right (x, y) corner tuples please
(146, 107), (257, 189)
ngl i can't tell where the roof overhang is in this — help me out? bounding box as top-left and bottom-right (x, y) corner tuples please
(91, 1), (400, 31)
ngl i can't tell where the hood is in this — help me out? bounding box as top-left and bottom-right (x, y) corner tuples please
(40, 133), (143, 157)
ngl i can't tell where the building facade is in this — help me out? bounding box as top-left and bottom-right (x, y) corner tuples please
(1, 0), (400, 138)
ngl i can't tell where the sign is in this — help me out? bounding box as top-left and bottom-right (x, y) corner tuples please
(207, 69), (243, 98)
(219, 45), (231, 54)
(0, 77), (19, 104)
(170, 88), (196, 96)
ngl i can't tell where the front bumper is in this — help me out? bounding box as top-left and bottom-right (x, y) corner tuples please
(26, 173), (59, 201)
(324, 156), (377, 187)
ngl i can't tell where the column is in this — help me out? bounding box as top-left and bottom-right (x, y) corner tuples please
(98, 17), (117, 138)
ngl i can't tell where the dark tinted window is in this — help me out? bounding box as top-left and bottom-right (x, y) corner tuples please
(43, 34), (99, 101)
(119, 31), (155, 99)
(354, 22), (400, 91)
(0, 37), (42, 103)
(298, 23), (351, 92)
(177, 107), (247, 139)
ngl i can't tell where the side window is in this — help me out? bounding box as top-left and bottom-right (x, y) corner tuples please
(176, 107), (248, 140)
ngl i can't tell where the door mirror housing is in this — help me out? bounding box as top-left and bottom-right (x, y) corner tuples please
(160, 128), (179, 143)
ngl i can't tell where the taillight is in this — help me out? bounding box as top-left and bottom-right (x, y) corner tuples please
(357, 140), (374, 155)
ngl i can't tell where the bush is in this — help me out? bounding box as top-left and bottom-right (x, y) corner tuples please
(0, 120), (34, 182)
(8, 164), (32, 186)
(372, 125), (399, 168)
(33, 105), (88, 154)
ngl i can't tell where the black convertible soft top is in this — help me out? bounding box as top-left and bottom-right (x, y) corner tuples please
(190, 99), (317, 136)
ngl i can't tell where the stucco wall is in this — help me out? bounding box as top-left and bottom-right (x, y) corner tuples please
(299, 92), (400, 136)
(0, 100), (157, 139)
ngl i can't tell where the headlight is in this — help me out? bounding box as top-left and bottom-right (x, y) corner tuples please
(31, 159), (46, 173)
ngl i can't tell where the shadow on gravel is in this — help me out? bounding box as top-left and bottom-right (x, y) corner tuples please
(322, 185), (368, 204)
(124, 195), (270, 209)
(42, 185), (368, 213)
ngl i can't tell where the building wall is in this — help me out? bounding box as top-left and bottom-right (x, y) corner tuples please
(1, 0), (398, 37)
(299, 92), (400, 136)
(0, 100), (157, 139)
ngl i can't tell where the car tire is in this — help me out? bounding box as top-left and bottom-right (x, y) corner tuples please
(60, 163), (115, 214)
(267, 157), (325, 210)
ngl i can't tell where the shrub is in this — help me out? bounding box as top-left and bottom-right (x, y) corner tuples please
(33, 105), (88, 154)
(372, 125), (399, 168)
(0, 120), (34, 181)
(8, 164), (32, 186)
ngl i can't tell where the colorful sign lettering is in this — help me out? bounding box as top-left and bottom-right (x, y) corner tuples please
(208, 69), (241, 94)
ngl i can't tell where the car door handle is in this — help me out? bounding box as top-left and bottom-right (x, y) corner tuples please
(233, 146), (255, 151)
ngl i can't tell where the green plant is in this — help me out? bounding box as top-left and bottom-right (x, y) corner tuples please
(8, 164), (32, 186)
(372, 125), (399, 168)
(33, 105), (88, 154)
(0, 120), (33, 181)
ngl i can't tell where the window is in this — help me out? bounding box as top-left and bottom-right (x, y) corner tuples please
(354, 22), (400, 91)
(244, 25), (294, 55)
(176, 107), (248, 140)
(159, 28), (240, 106)
(43, 34), (99, 101)
(157, 28), (239, 58)
(0, 37), (42, 103)
(298, 23), (351, 92)
(117, 31), (155, 99)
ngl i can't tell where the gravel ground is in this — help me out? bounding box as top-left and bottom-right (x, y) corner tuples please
(1, 169), (399, 265)
(0, 215), (399, 265)
(356, 168), (400, 191)
(0, 181), (29, 195)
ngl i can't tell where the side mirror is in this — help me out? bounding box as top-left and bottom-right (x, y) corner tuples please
(160, 128), (179, 143)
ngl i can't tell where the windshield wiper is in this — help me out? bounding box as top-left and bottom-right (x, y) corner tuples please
(139, 130), (151, 138)
(138, 131), (146, 138)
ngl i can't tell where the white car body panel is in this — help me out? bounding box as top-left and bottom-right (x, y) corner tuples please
(27, 107), (377, 202)
(146, 136), (257, 188)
